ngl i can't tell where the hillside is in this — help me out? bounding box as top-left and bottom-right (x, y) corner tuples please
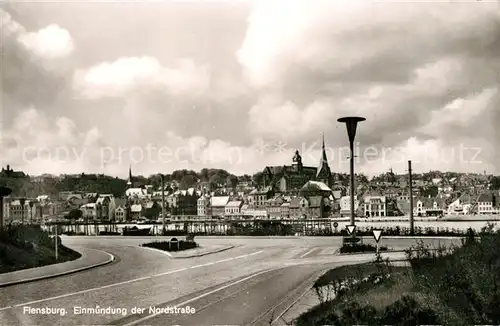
(0, 226), (81, 274)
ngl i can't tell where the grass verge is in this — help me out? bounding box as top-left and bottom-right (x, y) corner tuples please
(297, 227), (500, 326)
(0, 225), (81, 274)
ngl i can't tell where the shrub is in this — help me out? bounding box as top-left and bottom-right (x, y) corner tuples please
(381, 295), (440, 325)
(340, 243), (388, 254)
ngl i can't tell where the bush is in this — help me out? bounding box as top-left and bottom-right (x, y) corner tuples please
(340, 243), (388, 254)
(381, 295), (440, 325)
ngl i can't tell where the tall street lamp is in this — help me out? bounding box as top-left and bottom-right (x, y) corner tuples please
(19, 198), (26, 225)
(29, 201), (34, 225)
(0, 187), (12, 228)
(160, 174), (166, 235)
(338, 116), (366, 237)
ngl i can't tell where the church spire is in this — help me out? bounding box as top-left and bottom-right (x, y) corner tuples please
(316, 133), (332, 183)
(127, 165), (133, 188)
(321, 132), (327, 162)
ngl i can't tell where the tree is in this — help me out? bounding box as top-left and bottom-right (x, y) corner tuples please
(200, 168), (210, 182)
(421, 186), (438, 198)
(252, 172), (264, 186)
(227, 175), (238, 189)
(491, 176), (500, 190)
(357, 173), (369, 184)
(67, 209), (83, 220)
(179, 175), (198, 190)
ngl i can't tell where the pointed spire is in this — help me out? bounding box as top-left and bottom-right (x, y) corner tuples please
(127, 165), (132, 186)
(321, 132), (327, 162)
(317, 133), (331, 178)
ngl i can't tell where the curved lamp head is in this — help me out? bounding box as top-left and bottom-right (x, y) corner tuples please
(337, 116), (366, 143)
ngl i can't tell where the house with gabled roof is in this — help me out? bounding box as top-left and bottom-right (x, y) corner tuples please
(477, 192), (500, 215)
(225, 200), (243, 215)
(265, 195), (286, 219)
(210, 196), (230, 217)
(288, 196), (325, 219)
(412, 197), (446, 217)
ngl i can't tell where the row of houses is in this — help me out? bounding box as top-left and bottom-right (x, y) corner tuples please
(3, 185), (499, 224)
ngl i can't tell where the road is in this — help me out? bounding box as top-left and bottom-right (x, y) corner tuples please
(0, 236), (460, 326)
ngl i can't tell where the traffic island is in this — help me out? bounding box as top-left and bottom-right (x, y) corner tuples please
(0, 225), (81, 274)
(141, 238), (198, 252)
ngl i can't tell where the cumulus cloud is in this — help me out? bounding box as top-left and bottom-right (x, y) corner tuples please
(1, 2), (499, 177)
(72, 57), (211, 99)
(1, 108), (105, 175)
(236, 0), (500, 174)
(0, 9), (74, 115)
(18, 24), (74, 58)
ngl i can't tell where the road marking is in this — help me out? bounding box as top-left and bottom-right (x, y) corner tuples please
(299, 248), (316, 258)
(121, 268), (276, 326)
(0, 250), (263, 312)
(139, 246), (173, 257)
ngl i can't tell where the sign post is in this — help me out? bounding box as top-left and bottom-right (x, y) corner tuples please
(372, 229), (382, 257)
(343, 225), (359, 246)
(333, 222), (338, 234)
(346, 225), (356, 236)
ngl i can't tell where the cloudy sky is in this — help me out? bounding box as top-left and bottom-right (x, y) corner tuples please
(1, 0), (499, 178)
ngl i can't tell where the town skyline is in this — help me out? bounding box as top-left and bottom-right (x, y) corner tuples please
(1, 1), (499, 177)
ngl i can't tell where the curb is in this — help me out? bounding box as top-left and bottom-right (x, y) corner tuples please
(334, 249), (397, 256)
(138, 245), (235, 259)
(0, 249), (115, 288)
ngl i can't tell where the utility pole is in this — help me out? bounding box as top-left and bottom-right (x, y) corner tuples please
(161, 174), (165, 235)
(55, 225), (59, 260)
(409, 160), (414, 235)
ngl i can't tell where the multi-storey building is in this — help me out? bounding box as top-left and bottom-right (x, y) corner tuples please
(288, 196), (324, 219)
(81, 203), (98, 220)
(363, 195), (387, 217)
(413, 197), (446, 217)
(168, 189), (200, 215)
(210, 196), (230, 217)
(248, 188), (273, 209)
(340, 196), (359, 217)
(261, 136), (334, 193)
(225, 201), (243, 215)
(477, 193), (500, 215)
(197, 195), (210, 216)
(266, 195), (286, 219)
(5, 199), (38, 224)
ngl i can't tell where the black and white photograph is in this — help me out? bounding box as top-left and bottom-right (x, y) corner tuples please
(0, 0), (499, 325)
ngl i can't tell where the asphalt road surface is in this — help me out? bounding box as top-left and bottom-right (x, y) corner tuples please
(0, 236), (460, 326)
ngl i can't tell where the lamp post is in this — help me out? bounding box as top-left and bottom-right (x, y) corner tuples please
(160, 174), (166, 235)
(337, 116), (366, 237)
(0, 187), (12, 228)
(19, 198), (26, 225)
(28, 201), (34, 225)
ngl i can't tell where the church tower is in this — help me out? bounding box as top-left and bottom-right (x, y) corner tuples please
(316, 133), (333, 186)
(126, 165), (133, 188)
(292, 150), (303, 173)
